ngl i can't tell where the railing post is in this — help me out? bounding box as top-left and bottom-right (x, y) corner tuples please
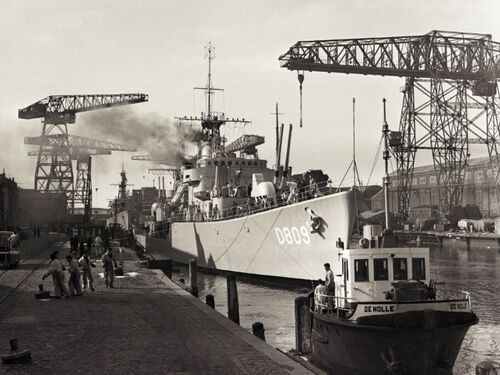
(252, 322), (266, 341)
(164, 258), (172, 279)
(295, 296), (312, 355)
(227, 274), (240, 325)
(206, 294), (215, 309)
(189, 259), (198, 297)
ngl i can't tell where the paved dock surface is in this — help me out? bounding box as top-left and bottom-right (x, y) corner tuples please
(0, 236), (312, 374)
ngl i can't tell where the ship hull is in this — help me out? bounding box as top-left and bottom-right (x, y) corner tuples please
(311, 310), (478, 375)
(143, 190), (358, 281)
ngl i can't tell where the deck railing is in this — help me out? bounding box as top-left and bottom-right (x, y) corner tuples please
(168, 180), (349, 223)
(314, 294), (359, 318)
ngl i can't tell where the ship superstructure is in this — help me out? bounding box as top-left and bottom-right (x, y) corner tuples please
(135, 43), (359, 282)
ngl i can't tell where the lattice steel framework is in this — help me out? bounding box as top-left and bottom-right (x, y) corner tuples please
(280, 30), (500, 220)
(74, 156), (92, 220)
(27, 137), (136, 218)
(19, 94), (147, 213)
(34, 121), (75, 211)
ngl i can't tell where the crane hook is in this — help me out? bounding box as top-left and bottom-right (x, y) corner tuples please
(298, 72), (304, 127)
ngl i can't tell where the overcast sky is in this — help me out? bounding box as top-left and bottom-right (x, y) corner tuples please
(1, 0), (500, 207)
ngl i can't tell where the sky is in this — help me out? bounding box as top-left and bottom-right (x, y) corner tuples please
(1, 0), (500, 208)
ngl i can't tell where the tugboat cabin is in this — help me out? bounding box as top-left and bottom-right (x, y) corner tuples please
(335, 247), (430, 304)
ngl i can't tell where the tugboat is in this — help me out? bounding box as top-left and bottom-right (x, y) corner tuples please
(309, 100), (478, 375)
(311, 245), (477, 374)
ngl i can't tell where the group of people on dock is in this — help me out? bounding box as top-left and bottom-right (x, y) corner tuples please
(42, 239), (119, 298)
(69, 233), (110, 259)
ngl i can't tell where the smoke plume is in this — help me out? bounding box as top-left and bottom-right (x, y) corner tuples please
(79, 107), (200, 166)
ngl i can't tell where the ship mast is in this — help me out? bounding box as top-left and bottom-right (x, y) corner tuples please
(175, 42), (250, 156)
(206, 42), (214, 117)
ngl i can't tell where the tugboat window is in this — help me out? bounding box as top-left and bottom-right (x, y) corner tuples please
(393, 258), (408, 280)
(412, 258), (426, 280)
(374, 258), (388, 281)
(354, 259), (369, 282)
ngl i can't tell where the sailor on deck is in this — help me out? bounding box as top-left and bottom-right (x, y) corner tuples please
(324, 263), (335, 295)
(314, 279), (329, 312)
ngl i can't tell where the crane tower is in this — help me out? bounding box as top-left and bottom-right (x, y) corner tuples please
(279, 30), (500, 221)
(19, 94), (148, 213)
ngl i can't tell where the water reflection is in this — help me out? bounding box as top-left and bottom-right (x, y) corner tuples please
(174, 239), (500, 374)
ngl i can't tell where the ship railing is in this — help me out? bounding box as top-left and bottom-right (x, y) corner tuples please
(168, 180), (347, 222)
(314, 294), (359, 318)
(435, 284), (472, 303)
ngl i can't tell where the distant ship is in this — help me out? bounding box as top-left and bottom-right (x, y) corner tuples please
(133, 43), (360, 282)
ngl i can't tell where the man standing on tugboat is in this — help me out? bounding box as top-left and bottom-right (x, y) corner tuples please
(324, 263), (335, 296)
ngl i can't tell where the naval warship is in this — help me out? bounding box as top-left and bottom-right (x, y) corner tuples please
(134, 43), (360, 282)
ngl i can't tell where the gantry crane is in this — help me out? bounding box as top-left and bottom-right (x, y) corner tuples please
(18, 94), (148, 213)
(280, 30), (500, 222)
(26, 134), (137, 221)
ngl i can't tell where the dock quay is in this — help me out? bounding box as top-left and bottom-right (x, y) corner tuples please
(394, 230), (500, 249)
(0, 236), (313, 374)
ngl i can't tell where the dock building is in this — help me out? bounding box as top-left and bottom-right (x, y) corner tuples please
(371, 156), (498, 221)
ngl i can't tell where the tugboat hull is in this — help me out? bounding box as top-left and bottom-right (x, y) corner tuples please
(311, 310), (478, 375)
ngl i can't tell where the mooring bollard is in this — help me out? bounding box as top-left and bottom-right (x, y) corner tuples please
(252, 322), (266, 341)
(227, 274), (240, 325)
(476, 360), (500, 375)
(35, 284), (50, 300)
(9, 339), (18, 352)
(295, 296), (312, 355)
(206, 294), (215, 309)
(1, 338), (32, 364)
(189, 259), (198, 297)
(164, 258), (173, 279)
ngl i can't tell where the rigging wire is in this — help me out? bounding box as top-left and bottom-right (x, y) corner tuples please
(366, 135), (384, 186)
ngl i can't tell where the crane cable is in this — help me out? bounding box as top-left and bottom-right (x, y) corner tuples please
(366, 135), (384, 186)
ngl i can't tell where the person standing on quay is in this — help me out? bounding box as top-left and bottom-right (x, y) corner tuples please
(79, 238), (85, 258)
(94, 234), (103, 258)
(101, 248), (116, 288)
(86, 235), (93, 256)
(79, 251), (96, 292)
(42, 252), (69, 298)
(66, 255), (82, 296)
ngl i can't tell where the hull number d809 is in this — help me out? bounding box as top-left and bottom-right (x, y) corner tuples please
(274, 225), (311, 245)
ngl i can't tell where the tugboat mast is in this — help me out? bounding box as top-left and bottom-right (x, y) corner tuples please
(382, 98), (391, 231)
